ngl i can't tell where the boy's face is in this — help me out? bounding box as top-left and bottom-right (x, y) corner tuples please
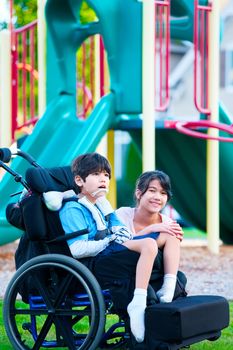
(75, 171), (110, 203)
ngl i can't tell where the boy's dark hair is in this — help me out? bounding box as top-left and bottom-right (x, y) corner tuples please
(72, 153), (111, 192)
(135, 170), (172, 204)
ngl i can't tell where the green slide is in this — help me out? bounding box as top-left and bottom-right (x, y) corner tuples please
(0, 93), (115, 244)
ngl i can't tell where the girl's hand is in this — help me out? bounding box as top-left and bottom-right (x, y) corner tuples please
(162, 222), (184, 241)
(138, 222), (184, 241)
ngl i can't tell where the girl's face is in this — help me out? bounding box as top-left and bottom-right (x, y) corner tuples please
(75, 171), (110, 203)
(136, 179), (168, 213)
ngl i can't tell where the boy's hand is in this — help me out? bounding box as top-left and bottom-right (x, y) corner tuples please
(112, 226), (133, 244)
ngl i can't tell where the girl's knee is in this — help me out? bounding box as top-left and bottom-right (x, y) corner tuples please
(157, 233), (180, 250)
(165, 234), (181, 249)
(161, 233), (180, 244)
(141, 238), (158, 255)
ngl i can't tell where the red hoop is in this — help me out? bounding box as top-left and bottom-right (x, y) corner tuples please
(175, 120), (233, 142)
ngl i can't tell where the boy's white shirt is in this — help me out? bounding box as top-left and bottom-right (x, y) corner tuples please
(69, 236), (112, 259)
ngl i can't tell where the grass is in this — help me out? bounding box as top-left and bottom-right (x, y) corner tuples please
(183, 226), (207, 240)
(0, 300), (232, 349)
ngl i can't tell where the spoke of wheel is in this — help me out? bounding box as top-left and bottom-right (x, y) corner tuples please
(30, 269), (79, 349)
(52, 316), (77, 350)
(31, 314), (55, 350)
(32, 273), (55, 310)
(52, 272), (75, 308)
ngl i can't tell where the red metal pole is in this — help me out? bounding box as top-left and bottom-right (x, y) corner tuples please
(80, 42), (86, 118)
(155, 0), (170, 112)
(30, 26), (35, 119)
(22, 30), (27, 124)
(99, 37), (105, 97)
(89, 36), (94, 109)
(193, 0), (212, 114)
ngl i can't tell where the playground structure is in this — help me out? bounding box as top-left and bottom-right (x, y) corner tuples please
(0, 0), (233, 248)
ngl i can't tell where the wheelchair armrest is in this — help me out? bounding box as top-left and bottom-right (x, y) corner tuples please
(46, 228), (89, 244)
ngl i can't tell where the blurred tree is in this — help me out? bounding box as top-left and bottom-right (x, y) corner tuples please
(13, 0), (37, 27)
(80, 2), (97, 23)
(12, 0), (96, 27)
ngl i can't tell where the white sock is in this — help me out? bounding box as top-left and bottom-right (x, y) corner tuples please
(156, 274), (177, 303)
(127, 288), (147, 343)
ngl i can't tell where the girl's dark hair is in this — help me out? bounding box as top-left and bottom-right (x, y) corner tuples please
(72, 153), (111, 193)
(135, 170), (172, 204)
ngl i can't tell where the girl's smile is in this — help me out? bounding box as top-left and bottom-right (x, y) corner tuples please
(137, 179), (168, 214)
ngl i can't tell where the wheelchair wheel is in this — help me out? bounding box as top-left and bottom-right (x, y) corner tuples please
(3, 254), (105, 350)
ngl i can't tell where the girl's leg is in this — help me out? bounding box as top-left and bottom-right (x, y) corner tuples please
(156, 233), (180, 303)
(123, 238), (158, 342)
(123, 238), (158, 289)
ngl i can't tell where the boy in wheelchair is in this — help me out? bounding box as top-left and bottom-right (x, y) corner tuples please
(45, 152), (185, 343)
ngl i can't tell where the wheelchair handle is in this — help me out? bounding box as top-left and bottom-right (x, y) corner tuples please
(0, 148), (37, 191)
(0, 148), (40, 167)
(0, 160), (30, 191)
(14, 149), (41, 168)
(0, 148), (12, 163)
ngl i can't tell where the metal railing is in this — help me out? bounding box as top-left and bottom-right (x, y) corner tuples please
(11, 20), (38, 141)
(193, 0), (212, 115)
(154, 0), (170, 111)
(76, 36), (95, 119)
(11, 22), (96, 141)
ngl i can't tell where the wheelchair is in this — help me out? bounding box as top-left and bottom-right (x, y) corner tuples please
(1, 148), (129, 350)
(0, 148), (229, 350)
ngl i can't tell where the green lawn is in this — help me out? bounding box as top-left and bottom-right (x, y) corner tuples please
(0, 301), (232, 349)
(183, 226), (207, 240)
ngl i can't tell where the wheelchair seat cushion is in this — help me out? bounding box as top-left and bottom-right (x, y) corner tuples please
(26, 166), (75, 193)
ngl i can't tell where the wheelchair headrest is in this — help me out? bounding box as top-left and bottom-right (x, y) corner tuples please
(25, 166), (75, 193)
